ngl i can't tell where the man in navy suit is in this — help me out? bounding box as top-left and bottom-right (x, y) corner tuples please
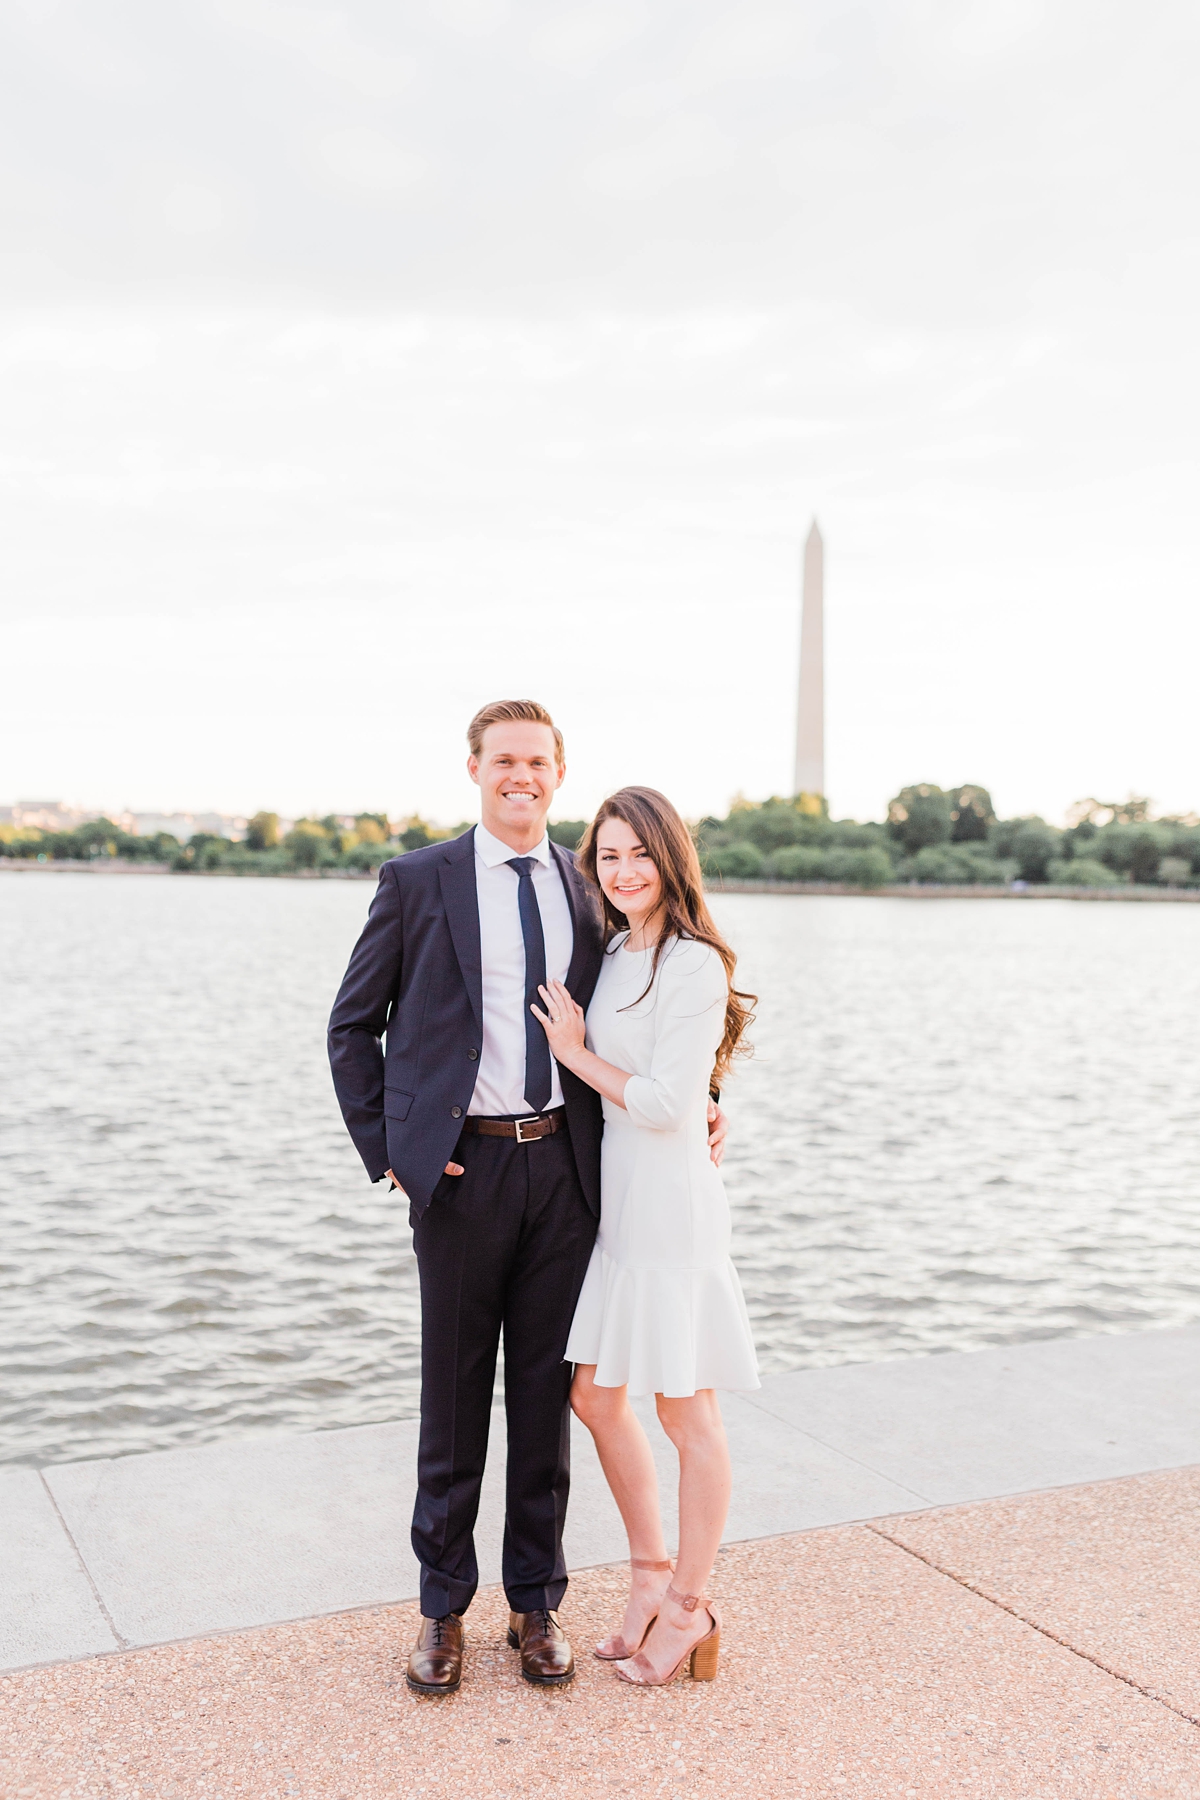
(328, 700), (726, 1693)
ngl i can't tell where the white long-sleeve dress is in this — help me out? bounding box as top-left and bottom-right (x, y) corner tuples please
(564, 933), (760, 1397)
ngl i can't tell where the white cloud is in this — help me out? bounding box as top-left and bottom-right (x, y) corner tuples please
(585, 113), (735, 197)
(163, 184), (225, 235)
(528, 4), (650, 75)
(317, 127), (427, 193)
(679, 3), (824, 87)
(211, 0), (415, 98)
(3, 300), (1199, 825)
(425, 0), (510, 39)
(947, 0), (1047, 61)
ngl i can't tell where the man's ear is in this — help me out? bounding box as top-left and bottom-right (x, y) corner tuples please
(555, 763), (566, 790)
(467, 754), (481, 787)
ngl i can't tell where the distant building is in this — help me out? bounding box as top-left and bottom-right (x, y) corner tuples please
(0, 801), (96, 832)
(128, 813), (193, 839)
(129, 812), (249, 841)
(0, 802), (250, 841)
(196, 813), (249, 842)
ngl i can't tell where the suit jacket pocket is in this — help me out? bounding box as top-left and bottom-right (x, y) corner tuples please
(383, 1088), (415, 1121)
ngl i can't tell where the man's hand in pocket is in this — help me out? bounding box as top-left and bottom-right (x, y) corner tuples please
(386, 1164), (463, 1192)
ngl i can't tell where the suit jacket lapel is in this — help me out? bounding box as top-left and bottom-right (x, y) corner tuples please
(438, 829), (484, 1038)
(552, 840), (603, 1003)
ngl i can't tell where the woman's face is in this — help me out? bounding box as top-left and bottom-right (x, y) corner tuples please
(594, 815), (663, 931)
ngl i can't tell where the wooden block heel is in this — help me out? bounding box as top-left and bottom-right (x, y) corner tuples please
(688, 1624), (720, 1681)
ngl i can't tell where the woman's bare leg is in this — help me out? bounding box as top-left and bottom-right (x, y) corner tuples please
(628, 1390), (730, 1678)
(569, 1365), (672, 1652)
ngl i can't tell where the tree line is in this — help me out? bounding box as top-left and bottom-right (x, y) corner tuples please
(694, 787), (1200, 889)
(4, 789), (1198, 889)
(0, 811), (455, 873)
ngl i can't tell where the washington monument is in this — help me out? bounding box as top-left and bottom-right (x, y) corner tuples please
(793, 518), (825, 799)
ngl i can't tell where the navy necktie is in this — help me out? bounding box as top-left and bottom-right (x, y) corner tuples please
(507, 856), (552, 1115)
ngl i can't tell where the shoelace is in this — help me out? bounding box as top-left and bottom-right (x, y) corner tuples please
(530, 1608), (554, 1637)
(432, 1615), (453, 1645)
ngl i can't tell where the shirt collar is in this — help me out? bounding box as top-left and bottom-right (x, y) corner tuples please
(474, 822), (553, 870)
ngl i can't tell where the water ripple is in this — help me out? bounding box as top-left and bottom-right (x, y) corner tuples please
(2, 875), (1199, 1466)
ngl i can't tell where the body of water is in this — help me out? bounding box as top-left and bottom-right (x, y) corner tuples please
(2, 871), (1198, 1466)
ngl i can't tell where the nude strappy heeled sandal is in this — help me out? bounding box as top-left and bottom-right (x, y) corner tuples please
(593, 1558), (675, 1661)
(613, 1585), (722, 1685)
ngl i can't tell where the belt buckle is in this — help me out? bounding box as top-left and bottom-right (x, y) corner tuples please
(514, 1115), (542, 1143)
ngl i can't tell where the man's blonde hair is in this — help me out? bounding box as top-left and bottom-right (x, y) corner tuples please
(467, 700), (564, 767)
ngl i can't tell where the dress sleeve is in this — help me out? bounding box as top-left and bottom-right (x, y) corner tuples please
(621, 942), (728, 1132)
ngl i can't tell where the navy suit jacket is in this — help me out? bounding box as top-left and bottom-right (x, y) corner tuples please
(328, 828), (606, 1218)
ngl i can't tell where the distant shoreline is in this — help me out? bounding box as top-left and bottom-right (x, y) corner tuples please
(709, 878), (1200, 902)
(4, 862), (1200, 902)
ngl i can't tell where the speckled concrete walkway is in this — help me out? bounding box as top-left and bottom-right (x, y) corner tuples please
(11, 1327), (1200, 1674)
(5, 1465), (1200, 1800)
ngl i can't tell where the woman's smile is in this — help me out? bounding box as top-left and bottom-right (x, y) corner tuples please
(594, 815), (665, 946)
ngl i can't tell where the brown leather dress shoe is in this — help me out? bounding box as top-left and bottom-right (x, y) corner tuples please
(507, 1608), (575, 1685)
(406, 1613), (464, 1694)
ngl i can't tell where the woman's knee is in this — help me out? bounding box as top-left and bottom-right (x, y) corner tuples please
(570, 1368), (621, 1429)
(655, 1391), (723, 1450)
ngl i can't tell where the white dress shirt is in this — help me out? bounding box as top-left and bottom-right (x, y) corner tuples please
(469, 823), (575, 1116)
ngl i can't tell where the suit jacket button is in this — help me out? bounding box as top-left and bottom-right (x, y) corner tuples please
(451, 1106), (462, 1118)
(467, 1048), (478, 1060)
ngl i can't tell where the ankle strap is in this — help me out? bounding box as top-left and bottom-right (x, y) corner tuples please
(665, 1583), (707, 1612)
(631, 1557), (674, 1572)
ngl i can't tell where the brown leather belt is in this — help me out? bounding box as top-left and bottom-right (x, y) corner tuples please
(460, 1108), (565, 1143)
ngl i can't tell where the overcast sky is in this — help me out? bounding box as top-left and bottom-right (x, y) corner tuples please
(2, 0), (1198, 826)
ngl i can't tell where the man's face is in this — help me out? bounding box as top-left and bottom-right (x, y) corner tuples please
(468, 722), (564, 842)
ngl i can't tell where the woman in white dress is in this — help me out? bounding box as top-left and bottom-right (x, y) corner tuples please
(531, 786), (758, 1686)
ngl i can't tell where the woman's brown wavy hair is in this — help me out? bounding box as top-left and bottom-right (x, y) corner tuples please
(577, 786), (755, 1086)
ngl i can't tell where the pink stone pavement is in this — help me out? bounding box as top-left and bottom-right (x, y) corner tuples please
(5, 1469), (1200, 1800)
(878, 1466), (1200, 1728)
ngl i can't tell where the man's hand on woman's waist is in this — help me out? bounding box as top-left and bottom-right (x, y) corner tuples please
(707, 1100), (728, 1168)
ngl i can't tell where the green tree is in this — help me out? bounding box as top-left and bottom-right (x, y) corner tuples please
(0, 826), (44, 857)
(766, 845), (827, 881)
(246, 812), (279, 850)
(547, 820), (588, 850)
(953, 844), (1014, 885)
(1129, 830), (1162, 885)
(1062, 820), (1096, 859)
(949, 785), (995, 842)
(285, 822), (330, 868)
(887, 785), (953, 853)
(344, 840), (386, 871)
(794, 791), (827, 818)
(825, 820), (890, 851)
(1009, 821), (1061, 883)
(1084, 822), (1149, 876)
(705, 842), (764, 879)
(1046, 857), (1118, 887)
(397, 816), (437, 851)
(72, 819), (123, 858)
(910, 845), (976, 883)
(824, 847), (892, 888)
(733, 800), (811, 852)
